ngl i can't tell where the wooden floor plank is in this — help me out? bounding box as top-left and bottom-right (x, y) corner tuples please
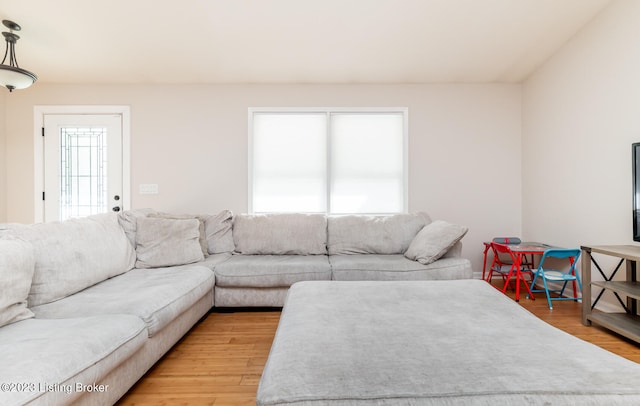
(117, 286), (640, 405)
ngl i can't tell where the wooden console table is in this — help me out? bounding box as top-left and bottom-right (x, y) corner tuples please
(581, 245), (640, 344)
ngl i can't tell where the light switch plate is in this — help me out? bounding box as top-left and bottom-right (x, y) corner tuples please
(139, 184), (159, 194)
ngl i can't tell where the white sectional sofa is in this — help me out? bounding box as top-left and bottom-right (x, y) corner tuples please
(0, 209), (471, 406)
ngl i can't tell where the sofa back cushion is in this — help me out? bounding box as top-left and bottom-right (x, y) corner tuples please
(118, 208), (235, 255)
(13, 213), (136, 307)
(205, 210), (235, 254)
(0, 237), (35, 327)
(117, 208), (157, 247)
(233, 213), (327, 255)
(328, 213), (431, 255)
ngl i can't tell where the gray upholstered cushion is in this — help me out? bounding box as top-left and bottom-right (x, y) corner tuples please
(149, 212), (209, 257)
(31, 265), (214, 337)
(11, 213), (136, 307)
(0, 223), (27, 235)
(214, 255), (331, 288)
(206, 210), (235, 254)
(135, 217), (204, 269)
(327, 212), (430, 255)
(0, 238), (35, 327)
(0, 315), (146, 406)
(442, 241), (463, 258)
(330, 254), (472, 280)
(233, 213), (327, 255)
(404, 220), (469, 264)
(197, 252), (233, 271)
(117, 207), (156, 247)
(257, 280), (640, 405)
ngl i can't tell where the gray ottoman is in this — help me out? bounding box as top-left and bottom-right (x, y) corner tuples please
(257, 280), (640, 405)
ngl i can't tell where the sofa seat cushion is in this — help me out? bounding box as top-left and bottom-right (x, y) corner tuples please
(0, 315), (146, 406)
(197, 252), (233, 271)
(31, 265), (214, 337)
(330, 254), (472, 281)
(214, 255), (331, 288)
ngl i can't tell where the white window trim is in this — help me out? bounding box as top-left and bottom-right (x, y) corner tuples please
(248, 107), (409, 214)
(33, 105), (131, 223)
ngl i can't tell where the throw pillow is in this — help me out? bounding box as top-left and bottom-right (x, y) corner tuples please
(117, 208), (157, 248)
(148, 212), (209, 257)
(135, 217), (204, 268)
(404, 220), (468, 265)
(0, 238), (35, 327)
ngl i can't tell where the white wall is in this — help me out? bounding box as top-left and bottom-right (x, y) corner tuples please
(523, 0), (640, 307)
(0, 93), (5, 222)
(3, 83), (521, 274)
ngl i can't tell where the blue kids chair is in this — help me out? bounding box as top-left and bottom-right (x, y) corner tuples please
(529, 248), (582, 309)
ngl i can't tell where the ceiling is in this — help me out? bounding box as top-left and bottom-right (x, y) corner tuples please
(0, 0), (613, 85)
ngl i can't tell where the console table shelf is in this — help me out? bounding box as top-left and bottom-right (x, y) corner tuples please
(587, 313), (640, 343)
(591, 281), (640, 300)
(582, 245), (640, 344)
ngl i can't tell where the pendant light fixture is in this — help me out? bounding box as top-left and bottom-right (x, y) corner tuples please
(0, 20), (37, 92)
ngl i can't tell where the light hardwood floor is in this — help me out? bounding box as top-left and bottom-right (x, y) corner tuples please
(118, 310), (280, 406)
(117, 285), (640, 405)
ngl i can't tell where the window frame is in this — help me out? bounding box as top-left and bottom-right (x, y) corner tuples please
(248, 107), (409, 215)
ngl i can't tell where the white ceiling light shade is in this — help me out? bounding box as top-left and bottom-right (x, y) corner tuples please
(0, 20), (37, 92)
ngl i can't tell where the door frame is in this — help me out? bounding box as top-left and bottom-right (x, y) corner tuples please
(33, 105), (131, 223)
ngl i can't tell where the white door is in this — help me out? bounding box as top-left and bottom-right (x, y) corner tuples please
(43, 114), (123, 222)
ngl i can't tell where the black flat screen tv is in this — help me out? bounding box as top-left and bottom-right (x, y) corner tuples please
(634, 143), (640, 242)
